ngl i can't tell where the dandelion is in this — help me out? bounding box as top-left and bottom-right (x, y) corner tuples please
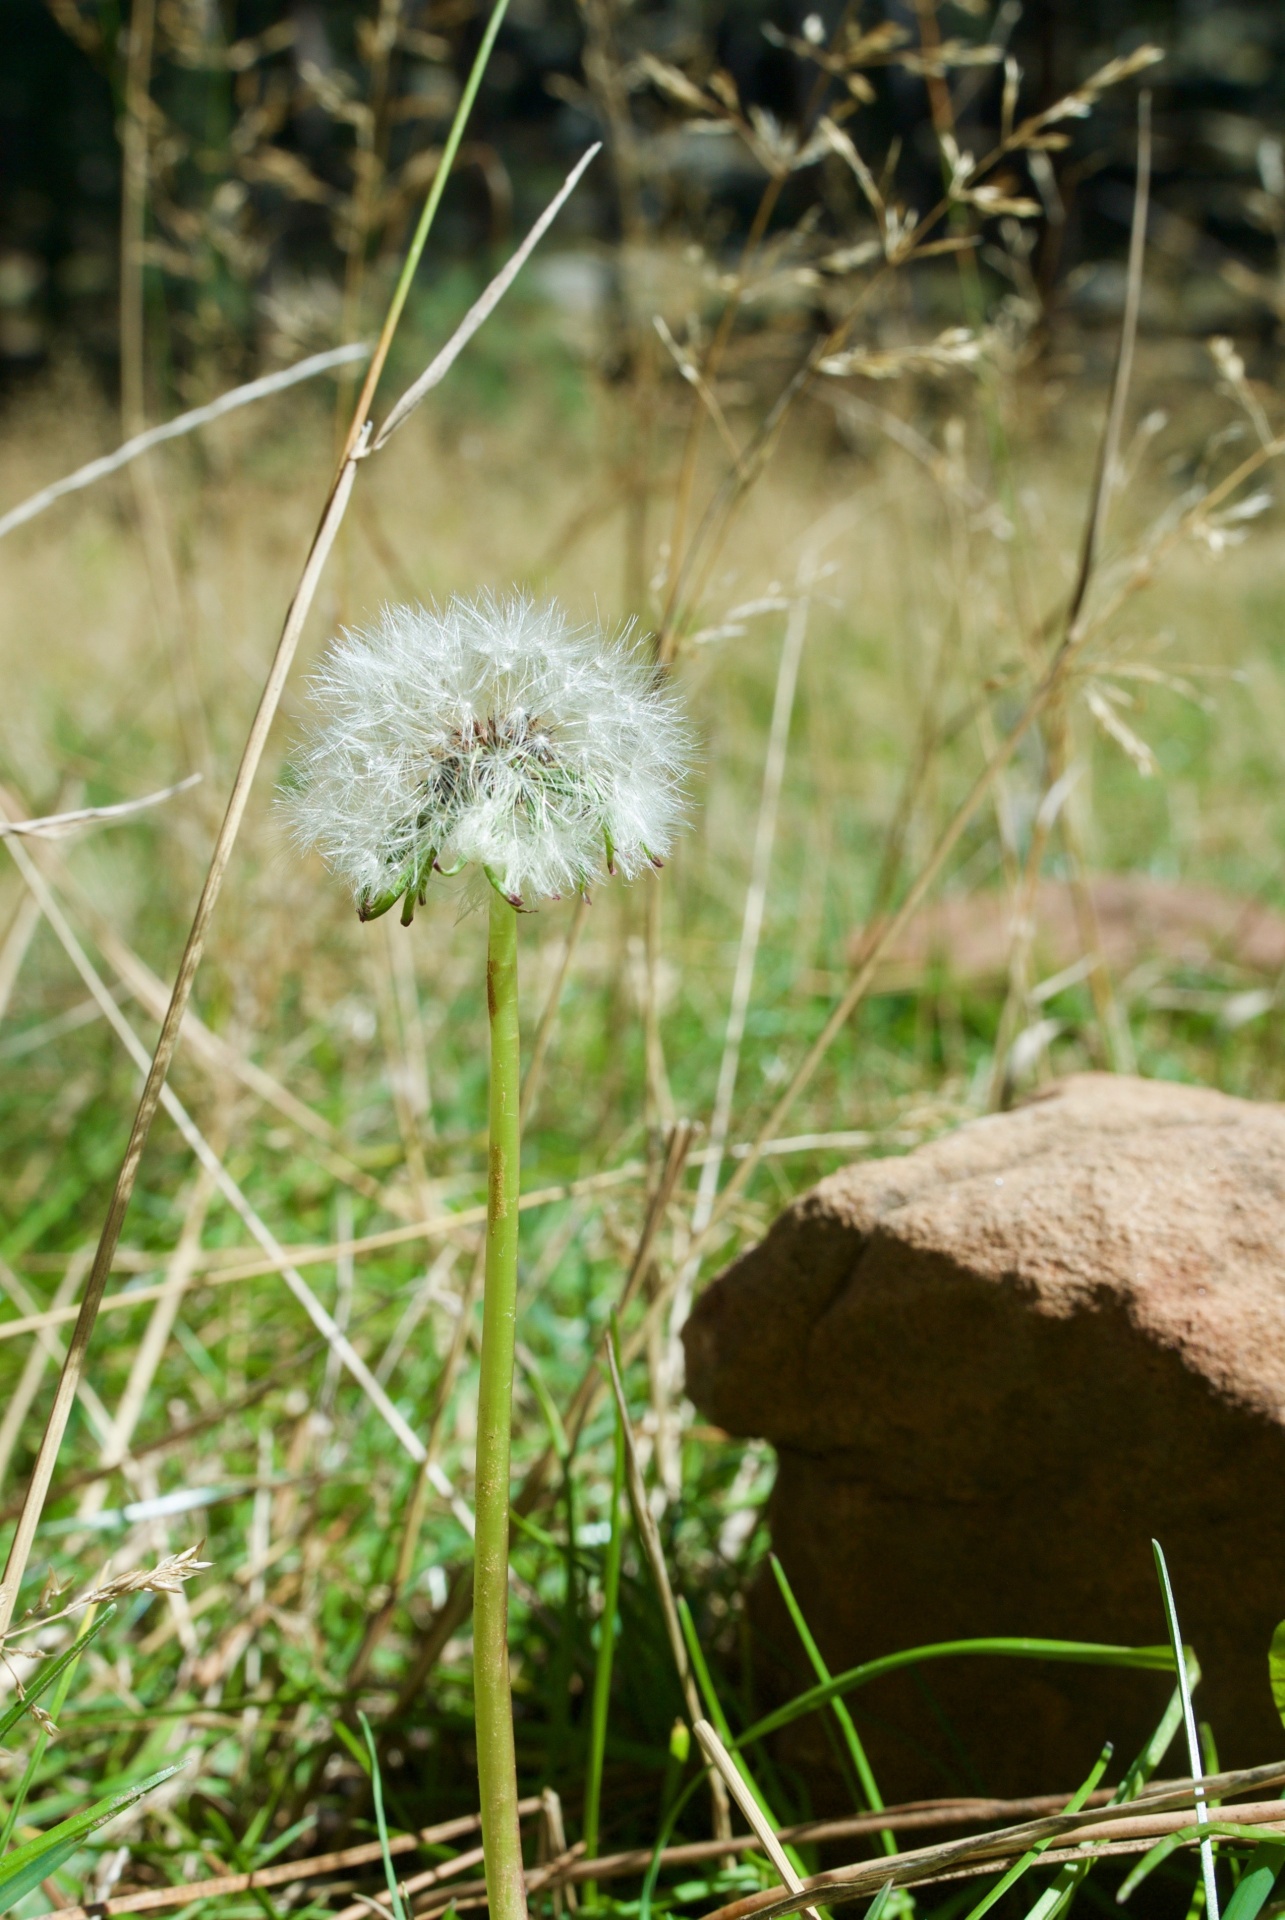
(286, 593), (691, 919)
(285, 591), (692, 1920)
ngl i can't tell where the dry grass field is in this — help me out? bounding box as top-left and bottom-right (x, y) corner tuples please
(2, 196), (1285, 1917)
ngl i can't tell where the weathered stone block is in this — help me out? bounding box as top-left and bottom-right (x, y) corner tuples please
(684, 1075), (1285, 1798)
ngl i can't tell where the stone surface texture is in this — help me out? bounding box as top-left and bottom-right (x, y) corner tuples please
(683, 1074), (1285, 1799)
(851, 875), (1285, 986)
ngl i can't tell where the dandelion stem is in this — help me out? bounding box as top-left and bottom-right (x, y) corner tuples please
(476, 887), (527, 1920)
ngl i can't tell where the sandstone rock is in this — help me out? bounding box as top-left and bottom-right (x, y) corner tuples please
(851, 875), (1285, 988)
(683, 1074), (1285, 1800)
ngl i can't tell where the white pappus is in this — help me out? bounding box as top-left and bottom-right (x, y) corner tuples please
(284, 593), (693, 920)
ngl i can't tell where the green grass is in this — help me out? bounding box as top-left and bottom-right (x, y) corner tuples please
(1, 296), (1284, 1919)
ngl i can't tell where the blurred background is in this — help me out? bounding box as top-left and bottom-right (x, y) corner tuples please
(4, 0), (1285, 381)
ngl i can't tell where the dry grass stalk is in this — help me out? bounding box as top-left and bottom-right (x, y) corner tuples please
(0, 346), (369, 544)
(0, 149), (599, 1636)
(606, 1330), (732, 1844)
(694, 1718), (825, 1920)
(668, 565), (814, 1376)
(0, 776), (202, 840)
(0, 825), (457, 1496)
(991, 94), (1153, 1102)
(40, 1765), (1285, 1920)
(697, 1792), (1285, 1920)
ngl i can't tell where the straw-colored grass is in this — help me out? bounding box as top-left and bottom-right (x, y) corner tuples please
(1, 277), (1284, 1915)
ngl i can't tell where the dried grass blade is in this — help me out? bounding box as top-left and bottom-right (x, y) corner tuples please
(694, 1718), (824, 1920)
(0, 345), (369, 543)
(605, 1329), (732, 1843)
(0, 775), (202, 840)
(696, 1801), (1285, 1920)
(1066, 92), (1152, 639)
(0, 834), (464, 1505)
(49, 1801), (546, 1920)
(671, 573), (810, 1354)
(372, 142), (602, 450)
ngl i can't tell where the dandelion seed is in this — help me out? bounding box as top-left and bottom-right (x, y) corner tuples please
(284, 594), (693, 920)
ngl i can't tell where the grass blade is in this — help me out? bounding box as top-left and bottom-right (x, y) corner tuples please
(1268, 1622), (1285, 1733)
(678, 1600), (811, 1887)
(1025, 1670), (1188, 1920)
(1116, 1830), (1190, 1903)
(1220, 1844), (1285, 1920)
(359, 1713), (409, 1920)
(582, 1393), (627, 1897)
(0, 1603), (109, 1853)
(770, 1554), (896, 1848)
(1153, 1540), (1219, 1920)
(0, 1764), (183, 1915)
(606, 1325), (732, 1844)
(738, 1638), (1176, 1746)
(961, 1744), (1112, 1920)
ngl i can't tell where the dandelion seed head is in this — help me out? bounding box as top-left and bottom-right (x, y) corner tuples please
(284, 594), (693, 915)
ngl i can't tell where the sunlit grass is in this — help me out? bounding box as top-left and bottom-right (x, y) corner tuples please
(1, 303), (1284, 1914)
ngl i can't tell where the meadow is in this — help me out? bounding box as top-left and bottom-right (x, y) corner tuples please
(2, 54), (1285, 1918)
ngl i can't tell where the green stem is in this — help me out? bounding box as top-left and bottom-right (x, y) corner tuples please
(338, 0), (513, 459)
(582, 1404), (627, 1899)
(476, 889), (526, 1920)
